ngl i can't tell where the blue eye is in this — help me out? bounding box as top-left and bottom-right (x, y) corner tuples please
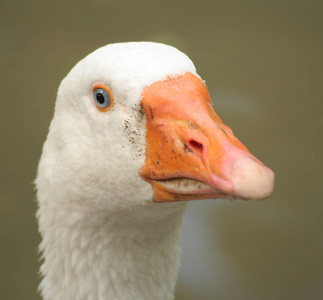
(93, 88), (112, 111)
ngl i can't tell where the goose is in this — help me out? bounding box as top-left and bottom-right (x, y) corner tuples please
(36, 42), (274, 300)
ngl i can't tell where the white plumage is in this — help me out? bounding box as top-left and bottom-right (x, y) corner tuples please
(36, 42), (274, 300)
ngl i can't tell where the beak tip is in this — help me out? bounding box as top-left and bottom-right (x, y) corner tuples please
(231, 157), (275, 201)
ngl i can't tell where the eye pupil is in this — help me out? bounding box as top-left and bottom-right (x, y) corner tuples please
(96, 93), (105, 104)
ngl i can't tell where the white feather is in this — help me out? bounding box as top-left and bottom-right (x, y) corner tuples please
(36, 42), (197, 300)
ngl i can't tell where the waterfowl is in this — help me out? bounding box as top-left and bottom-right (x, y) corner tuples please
(36, 42), (274, 300)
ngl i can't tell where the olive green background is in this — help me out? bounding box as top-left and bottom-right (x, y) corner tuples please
(1, 0), (322, 299)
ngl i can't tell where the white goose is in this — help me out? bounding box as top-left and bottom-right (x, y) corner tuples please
(36, 42), (274, 300)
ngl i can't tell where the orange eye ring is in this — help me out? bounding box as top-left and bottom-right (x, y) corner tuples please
(92, 84), (114, 112)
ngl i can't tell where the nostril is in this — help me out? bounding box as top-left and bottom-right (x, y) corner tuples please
(188, 140), (204, 155)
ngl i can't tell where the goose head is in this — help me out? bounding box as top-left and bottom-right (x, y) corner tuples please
(38, 42), (274, 215)
(36, 42), (274, 300)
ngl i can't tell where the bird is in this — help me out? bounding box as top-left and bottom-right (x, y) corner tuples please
(35, 42), (274, 300)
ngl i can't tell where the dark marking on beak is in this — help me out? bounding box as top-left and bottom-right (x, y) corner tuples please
(183, 143), (193, 152)
(217, 123), (227, 135)
(188, 121), (198, 129)
(149, 106), (154, 120)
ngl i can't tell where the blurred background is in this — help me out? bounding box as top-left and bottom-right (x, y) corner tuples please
(1, 0), (322, 299)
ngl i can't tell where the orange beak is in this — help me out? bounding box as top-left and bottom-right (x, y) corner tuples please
(140, 73), (274, 202)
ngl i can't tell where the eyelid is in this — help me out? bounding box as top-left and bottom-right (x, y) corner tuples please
(92, 84), (115, 112)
